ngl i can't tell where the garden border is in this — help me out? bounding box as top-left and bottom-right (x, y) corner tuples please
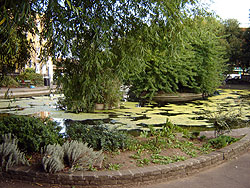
(1, 130), (250, 188)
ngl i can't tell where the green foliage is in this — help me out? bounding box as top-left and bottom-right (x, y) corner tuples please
(151, 154), (186, 165)
(208, 135), (239, 149)
(18, 68), (44, 86)
(0, 133), (29, 172)
(66, 123), (130, 151)
(0, 21), (32, 79)
(189, 16), (227, 95)
(200, 135), (207, 141)
(190, 131), (200, 140)
(0, 115), (63, 153)
(204, 107), (242, 137)
(130, 15), (227, 100)
(0, 76), (19, 87)
(40, 0), (198, 112)
(107, 163), (122, 170)
(241, 28), (250, 70)
(223, 19), (243, 72)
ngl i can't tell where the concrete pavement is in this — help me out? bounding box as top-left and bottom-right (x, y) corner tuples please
(146, 149), (250, 188)
(0, 86), (56, 98)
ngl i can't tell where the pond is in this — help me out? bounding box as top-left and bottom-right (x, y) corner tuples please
(0, 89), (250, 133)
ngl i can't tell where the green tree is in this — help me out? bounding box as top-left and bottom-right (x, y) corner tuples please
(0, 0), (36, 79)
(189, 16), (227, 96)
(41, 0), (197, 112)
(223, 19), (243, 72)
(129, 14), (227, 100)
(241, 28), (250, 71)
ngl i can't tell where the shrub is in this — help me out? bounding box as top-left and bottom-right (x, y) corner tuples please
(208, 135), (239, 149)
(18, 68), (44, 86)
(42, 141), (104, 173)
(42, 144), (64, 174)
(0, 115), (63, 153)
(0, 76), (19, 87)
(63, 140), (103, 170)
(66, 123), (129, 151)
(204, 107), (242, 137)
(0, 133), (29, 171)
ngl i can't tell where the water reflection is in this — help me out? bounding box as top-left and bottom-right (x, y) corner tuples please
(0, 89), (250, 132)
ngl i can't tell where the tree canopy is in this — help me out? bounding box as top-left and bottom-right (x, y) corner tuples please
(0, 0), (36, 78)
(223, 19), (243, 72)
(1, 0), (229, 112)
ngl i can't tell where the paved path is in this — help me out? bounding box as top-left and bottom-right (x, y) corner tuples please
(146, 149), (250, 188)
(0, 86), (56, 98)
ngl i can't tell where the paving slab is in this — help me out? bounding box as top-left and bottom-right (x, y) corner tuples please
(145, 149), (250, 188)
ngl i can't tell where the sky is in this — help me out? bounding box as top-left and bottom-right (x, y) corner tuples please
(202, 0), (250, 28)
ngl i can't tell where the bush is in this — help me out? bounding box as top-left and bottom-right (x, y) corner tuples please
(63, 140), (103, 170)
(0, 76), (19, 87)
(0, 115), (63, 153)
(42, 144), (64, 174)
(208, 135), (239, 149)
(66, 123), (130, 151)
(18, 68), (44, 86)
(42, 141), (103, 173)
(0, 133), (29, 171)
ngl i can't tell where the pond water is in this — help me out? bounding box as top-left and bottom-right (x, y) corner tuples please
(0, 89), (250, 133)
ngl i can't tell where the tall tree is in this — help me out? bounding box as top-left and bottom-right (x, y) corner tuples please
(223, 19), (243, 72)
(129, 13), (227, 100)
(241, 28), (250, 71)
(39, 0), (196, 112)
(0, 0), (37, 78)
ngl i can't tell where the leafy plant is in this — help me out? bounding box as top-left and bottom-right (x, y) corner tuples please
(18, 68), (44, 86)
(200, 135), (207, 141)
(0, 76), (19, 88)
(208, 135), (239, 149)
(66, 123), (130, 151)
(107, 163), (122, 170)
(0, 133), (29, 171)
(137, 158), (150, 167)
(204, 107), (242, 137)
(190, 131), (200, 140)
(0, 115), (63, 153)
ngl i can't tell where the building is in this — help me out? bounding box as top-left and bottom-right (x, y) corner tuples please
(26, 15), (53, 86)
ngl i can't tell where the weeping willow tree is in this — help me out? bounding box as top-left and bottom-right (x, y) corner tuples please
(129, 6), (227, 101)
(0, 0), (35, 79)
(187, 16), (227, 96)
(38, 0), (197, 112)
(3, 0), (217, 112)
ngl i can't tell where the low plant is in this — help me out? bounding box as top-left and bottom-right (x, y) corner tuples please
(63, 140), (104, 171)
(0, 133), (29, 171)
(190, 131), (200, 140)
(107, 163), (122, 170)
(200, 135), (206, 141)
(208, 135), (239, 149)
(66, 123), (130, 151)
(42, 140), (104, 173)
(204, 106), (242, 137)
(137, 158), (150, 167)
(42, 144), (64, 174)
(0, 115), (63, 153)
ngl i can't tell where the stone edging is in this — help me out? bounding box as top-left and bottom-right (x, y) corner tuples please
(1, 133), (250, 188)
